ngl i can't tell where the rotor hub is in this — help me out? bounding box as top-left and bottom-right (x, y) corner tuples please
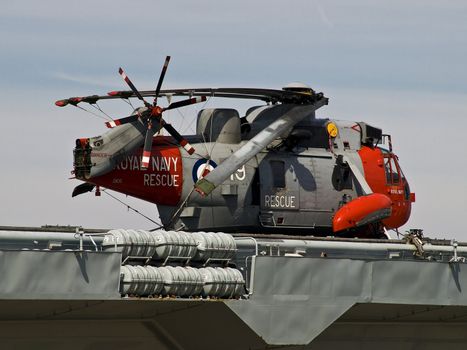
(151, 105), (163, 118)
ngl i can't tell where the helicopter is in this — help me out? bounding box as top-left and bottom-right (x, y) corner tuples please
(56, 56), (415, 238)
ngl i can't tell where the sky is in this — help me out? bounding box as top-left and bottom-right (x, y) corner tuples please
(1, 0), (466, 240)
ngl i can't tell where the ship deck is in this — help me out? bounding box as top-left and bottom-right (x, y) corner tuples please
(0, 225), (466, 349)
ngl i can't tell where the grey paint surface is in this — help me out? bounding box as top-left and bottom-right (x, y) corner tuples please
(0, 229), (106, 251)
(0, 250), (121, 299)
(310, 303), (467, 350)
(0, 299), (267, 350)
(227, 255), (467, 345)
(1, 300), (467, 350)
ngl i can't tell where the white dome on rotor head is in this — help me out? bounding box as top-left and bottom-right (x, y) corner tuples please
(282, 82), (314, 94)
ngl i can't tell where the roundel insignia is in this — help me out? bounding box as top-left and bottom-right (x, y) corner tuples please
(327, 122), (338, 138)
(192, 159), (218, 182)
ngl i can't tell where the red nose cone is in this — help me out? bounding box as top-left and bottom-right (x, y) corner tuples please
(333, 193), (392, 232)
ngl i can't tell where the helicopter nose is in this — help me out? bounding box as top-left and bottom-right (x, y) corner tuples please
(382, 186), (414, 230)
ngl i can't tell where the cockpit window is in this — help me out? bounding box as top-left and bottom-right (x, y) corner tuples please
(381, 148), (410, 200)
(384, 155), (400, 184)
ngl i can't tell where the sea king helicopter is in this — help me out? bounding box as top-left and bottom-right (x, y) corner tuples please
(56, 56), (415, 238)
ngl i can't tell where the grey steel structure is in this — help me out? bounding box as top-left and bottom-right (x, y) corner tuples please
(1, 225), (467, 349)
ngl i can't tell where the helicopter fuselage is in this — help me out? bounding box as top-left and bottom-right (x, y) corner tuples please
(73, 104), (415, 237)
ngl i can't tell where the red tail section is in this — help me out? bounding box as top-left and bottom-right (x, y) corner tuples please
(90, 138), (183, 206)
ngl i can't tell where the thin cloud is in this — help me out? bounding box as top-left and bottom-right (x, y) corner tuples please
(52, 72), (116, 88)
(315, 2), (334, 28)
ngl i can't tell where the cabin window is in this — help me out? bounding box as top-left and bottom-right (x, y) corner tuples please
(251, 169), (261, 205)
(270, 160), (286, 188)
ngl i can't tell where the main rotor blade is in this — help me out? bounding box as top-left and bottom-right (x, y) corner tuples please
(195, 104), (324, 196)
(141, 125), (156, 169)
(105, 115), (139, 128)
(118, 67), (151, 108)
(162, 122), (195, 155)
(154, 56), (171, 106)
(339, 154), (373, 195)
(158, 95), (206, 155)
(165, 96), (207, 111)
